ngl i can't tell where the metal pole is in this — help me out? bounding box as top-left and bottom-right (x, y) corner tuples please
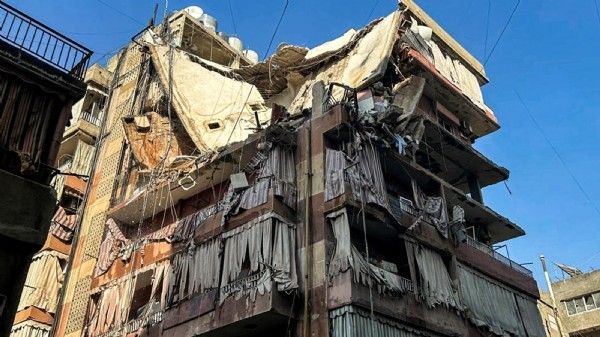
(540, 255), (565, 337)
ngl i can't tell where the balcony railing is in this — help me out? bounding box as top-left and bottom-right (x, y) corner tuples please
(0, 2), (92, 79)
(79, 111), (101, 126)
(220, 270), (267, 299)
(388, 194), (417, 220)
(465, 236), (533, 277)
(126, 310), (163, 333)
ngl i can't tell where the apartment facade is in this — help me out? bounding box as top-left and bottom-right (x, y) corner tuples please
(54, 1), (546, 337)
(10, 64), (110, 337)
(551, 269), (600, 336)
(0, 2), (91, 335)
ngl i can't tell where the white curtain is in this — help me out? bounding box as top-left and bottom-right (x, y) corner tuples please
(324, 148), (347, 201)
(10, 321), (50, 337)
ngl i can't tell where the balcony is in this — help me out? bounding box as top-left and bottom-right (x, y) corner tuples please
(464, 236), (533, 277)
(126, 310), (163, 334)
(0, 2), (91, 79)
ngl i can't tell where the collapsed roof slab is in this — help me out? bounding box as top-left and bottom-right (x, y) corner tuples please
(150, 45), (271, 154)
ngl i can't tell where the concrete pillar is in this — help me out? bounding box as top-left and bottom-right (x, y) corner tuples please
(467, 175), (483, 205)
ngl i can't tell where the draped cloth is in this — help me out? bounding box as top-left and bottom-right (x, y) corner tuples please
(411, 180), (449, 238)
(170, 204), (219, 243)
(49, 206), (78, 242)
(87, 278), (133, 336)
(327, 208), (411, 295)
(165, 238), (221, 306)
(405, 241), (460, 309)
(94, 218), (132, 277)
(347, 142), (388, 209)
(258, 145), (297, 209)
(10, 321), (51, 337)
(458, 264), (544, 337)
(220, 213), (297, 302)
(324, 148), (347, 201)
(17, 251), (65, 314)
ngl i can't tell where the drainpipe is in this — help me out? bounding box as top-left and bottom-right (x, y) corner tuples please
(540, 255), (565, 337)
(303, 111), (313, 337)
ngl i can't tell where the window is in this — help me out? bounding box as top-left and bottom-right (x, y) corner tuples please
(207, 122), (221, 130)
(564, 291), (600, 316)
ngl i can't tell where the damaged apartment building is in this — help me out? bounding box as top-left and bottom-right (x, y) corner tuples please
(54, 1), (546, 337)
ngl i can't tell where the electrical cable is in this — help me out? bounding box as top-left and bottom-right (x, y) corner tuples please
(96, 0), (146, 26)
(228, 0), (238, 35)
(483, 0), (520, 66)
(363, 0), (379, 26)
(516, 91), (600, 217)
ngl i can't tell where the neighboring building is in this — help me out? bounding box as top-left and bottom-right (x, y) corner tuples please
(0, 2), (90, 335)
(551, 269), (600, 336)
(10, 64), (110, 337)
(538, 289), (563, 337)
(54, 1), (546, 337)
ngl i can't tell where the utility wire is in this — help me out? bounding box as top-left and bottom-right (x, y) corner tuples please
(595, 0), (600, 27)
(484, 0), (491, 59)
(97, 0), (146, 26)
(516, 91), (600, 217)
(228, 0), (238, 35)
(363, 0), (379, 26)
(483, 0), (520, 66)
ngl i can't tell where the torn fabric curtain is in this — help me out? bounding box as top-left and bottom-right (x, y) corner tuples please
(411, 180), (449, 238)
(458, 264), (538, 337)
(330, 305), (444, 337)
(259, 145), (297, 209)
(324, 148), (347, 201)
(17, 251), (65, 314)
(93, 218), (132, 278)
(327, 208), (411, 295)
(50, 206), (78, 242)
(88, 278), (133, 337)
(220, 213), (297, 302)
(405, 241), (460, 309)
(170, 204), (219, 243)
(165, 238), (221, 306)
(347, 142), (389, 209)
(234, 178), (270, 214)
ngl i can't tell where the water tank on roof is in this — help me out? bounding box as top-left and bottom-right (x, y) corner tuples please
(200, 13), (218, 33)
(243, 50), (259, 64)
(184, 6), (204, 21)
(217, 31), (229, 41)
(228, 36), (243, 52)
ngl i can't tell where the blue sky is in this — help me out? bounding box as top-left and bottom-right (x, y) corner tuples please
(11, 0), (600, 287)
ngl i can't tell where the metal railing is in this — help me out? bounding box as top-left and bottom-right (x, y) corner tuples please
(220, 270), (267, 299)
(126, 311), (163, 333)
(388, 194), (417, 219)
(79, 111), (101, 126)
(0, 2), (92, 79)
(464, 236), (533, 277)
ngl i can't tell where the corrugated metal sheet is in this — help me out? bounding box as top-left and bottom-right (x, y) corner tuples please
(330, 305), (442, 337)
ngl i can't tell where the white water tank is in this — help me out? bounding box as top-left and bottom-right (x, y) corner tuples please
(200, 13), (217, 33)
(228, 36), (243, 52)
(217, 31), (229, 41)
(184, 6), (204, 21)
(243, 49), (259, 64)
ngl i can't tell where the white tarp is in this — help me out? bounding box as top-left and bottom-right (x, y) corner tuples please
(151, 45), (271, 153)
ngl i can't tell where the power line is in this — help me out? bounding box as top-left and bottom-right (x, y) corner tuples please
(228, 0), (238, 35)
(363, 0), (379, 26)
(60, 29), (137, 36)
(595, 0), (600, 28)
(516, 91), (600, 217)
(96, 0), (146, 26)
(484, 0), (491, 59)
(483, 0), (520, 66)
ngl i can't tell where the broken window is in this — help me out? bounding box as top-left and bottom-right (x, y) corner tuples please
(129, 270), (154, 321)
(563, 292), (600, 316)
